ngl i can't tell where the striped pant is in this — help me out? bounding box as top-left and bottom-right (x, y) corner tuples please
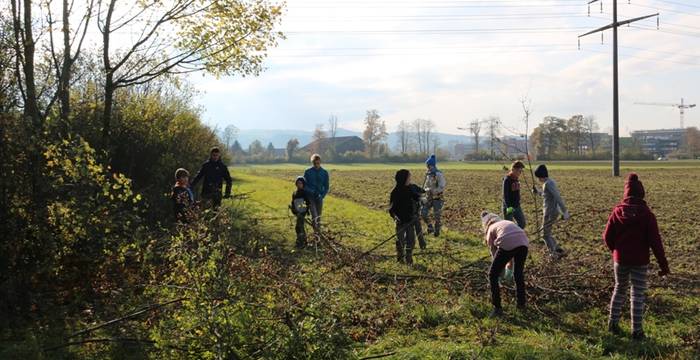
(609, 263), (649, 333)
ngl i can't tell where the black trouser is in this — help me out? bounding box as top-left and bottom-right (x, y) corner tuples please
(489, 246), (528, 309)
(295, 213), (307, 248)
(202, 190), (223, 209)
(396, 221), (416, 264)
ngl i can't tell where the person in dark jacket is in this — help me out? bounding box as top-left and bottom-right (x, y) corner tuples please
(171, 168), (194, 223)
(304, 154), (330, 235)
(603, 173), (670, 340)
(191, 147), (232, 209)
(389, 169), (419, 265)
(503, 160), (526, 229)
(409, 183), (427, 250)
(290, 176), (312, 249)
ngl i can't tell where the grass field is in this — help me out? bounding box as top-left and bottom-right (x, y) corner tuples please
(229, 161), (700, 359)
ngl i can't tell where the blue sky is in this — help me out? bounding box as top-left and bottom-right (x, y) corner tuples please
(190, 0), (700, 136)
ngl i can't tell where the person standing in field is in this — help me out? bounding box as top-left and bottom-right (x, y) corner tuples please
(171, 168), (195, 223)
(532, 164), (570, 259)
(503, 160), (526, 229)
(290, 176), (312, 249)
(191, 147), (232, 209)
(409, 182), (428, 250)
(603, 173), (670, 340)
(481, 211), (529, 317)
(304, 154), (329, 235)
(390, 169), (420, 265)
(422, 154), (446, 237)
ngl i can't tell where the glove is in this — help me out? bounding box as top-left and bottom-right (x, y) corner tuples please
(658, 268), (670, 277)
(532, 186), (539, 194)
(506, 207), (514, 215)
(562, 211), (571, 220)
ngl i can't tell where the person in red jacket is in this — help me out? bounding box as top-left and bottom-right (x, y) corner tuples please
(602, 173), (670, 340)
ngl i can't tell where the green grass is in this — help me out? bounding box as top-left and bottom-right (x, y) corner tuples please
(228, 169), (699, 360)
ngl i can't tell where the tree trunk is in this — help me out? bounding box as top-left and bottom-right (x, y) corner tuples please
(59, 0), (71, 124)
(101, 0), (116, 150)
(22, 0), (40, 129)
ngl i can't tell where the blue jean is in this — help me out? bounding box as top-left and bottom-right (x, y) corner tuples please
(309, 197), (323, 234)
(504, 206), (526, 229)
(421, 198), (443, 230)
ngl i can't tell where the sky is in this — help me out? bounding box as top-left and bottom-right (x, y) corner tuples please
(188, 0), (700, 136)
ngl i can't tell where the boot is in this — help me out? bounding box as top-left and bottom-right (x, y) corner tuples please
(489, 307), (503, 318)
(426, 224), (434, 235)
(396, 241), (404, 263)
(434, 224), (441, 237)
(632, 330), (646, 341)
(405, 250), (413, 266)
(418, 235), (427, 250)
(608, 320), (621, 335)
(295, 234), (306, 249)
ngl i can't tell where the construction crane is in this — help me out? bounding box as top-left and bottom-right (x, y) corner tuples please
(635, 98), (696, 129)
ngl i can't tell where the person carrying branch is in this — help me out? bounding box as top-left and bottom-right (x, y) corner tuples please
(390, 169), (419, 265)
(191, 147), (232, 209)
(481, 211), (529, 317)
(290, 176), (312, 249)
(532, 164), (570, 259)
(502, 160), (526, 229)
(422, 154), (446, 237)
(603, 173), (670, 341)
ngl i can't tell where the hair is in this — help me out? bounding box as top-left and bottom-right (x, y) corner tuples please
(310, 153), (321, 162)
(175, 168), (190, 180)
(511, 160), (525, 170)
(210, 147), (221, 154)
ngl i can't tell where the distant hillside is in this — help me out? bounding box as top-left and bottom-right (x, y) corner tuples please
(235, 128), (474, 149)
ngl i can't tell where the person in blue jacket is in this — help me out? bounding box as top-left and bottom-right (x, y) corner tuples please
(304, 153), (329, 234)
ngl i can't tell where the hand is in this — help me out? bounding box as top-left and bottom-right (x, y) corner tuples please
(506, 207), (514, 215)
(658, 268), (670, 277)
(562, 212), (571, 220)
(532, 186), (539, 194)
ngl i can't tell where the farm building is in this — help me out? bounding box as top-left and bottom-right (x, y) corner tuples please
(301, 136), (366, 155)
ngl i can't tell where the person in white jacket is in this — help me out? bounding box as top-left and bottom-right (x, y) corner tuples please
(422, 154), (446, 237)
(532, 164), (570, 259)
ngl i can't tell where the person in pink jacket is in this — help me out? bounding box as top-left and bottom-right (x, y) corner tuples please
(481, 211), (530, 317)
(603, 173), (670, 340)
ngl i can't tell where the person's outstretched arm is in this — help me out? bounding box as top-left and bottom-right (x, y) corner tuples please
(223, 166), (233, 197)
(191, 163), (206, 188)
(648, 212), (670, 275)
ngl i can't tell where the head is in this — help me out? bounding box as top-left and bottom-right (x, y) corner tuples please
(295, 176), (306, 190)
(510, 160), (525, 178)
(175, 168), (190, 185)
(624, 173), (645, 199)
(480, 211), (501, 233)
(310, 154), (322, 169)
(425, 154), (437, 171)
(534, 164), (548, 182)
(210, 147), (221, 161)
(395, 169), (411, 187)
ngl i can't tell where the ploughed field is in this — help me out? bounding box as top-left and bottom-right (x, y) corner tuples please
(238, 163), (700, 358)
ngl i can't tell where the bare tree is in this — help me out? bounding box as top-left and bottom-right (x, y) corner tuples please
(221, 124), (238, 152)
(412, 118), (423, 154)
(397, 120), (410, 154)
(286, 138), (299, 161)
(469, 119), (481, 154)
(327, 114), (338, 157)
(97, 0), (284, 148)
(485, 116), (500, 159)
(362, 109), (387, 158)
(311, 123), (326, 154)
(583, 115), (600, 155)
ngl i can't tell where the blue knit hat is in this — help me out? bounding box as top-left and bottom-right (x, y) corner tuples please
(425, 154), (437, 167)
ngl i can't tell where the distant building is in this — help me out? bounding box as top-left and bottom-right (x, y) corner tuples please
(630, 128), (686, 156)
(500, 136), (528, 158)
(301, 136), (366, 155)
(271, 148), (287, 159)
